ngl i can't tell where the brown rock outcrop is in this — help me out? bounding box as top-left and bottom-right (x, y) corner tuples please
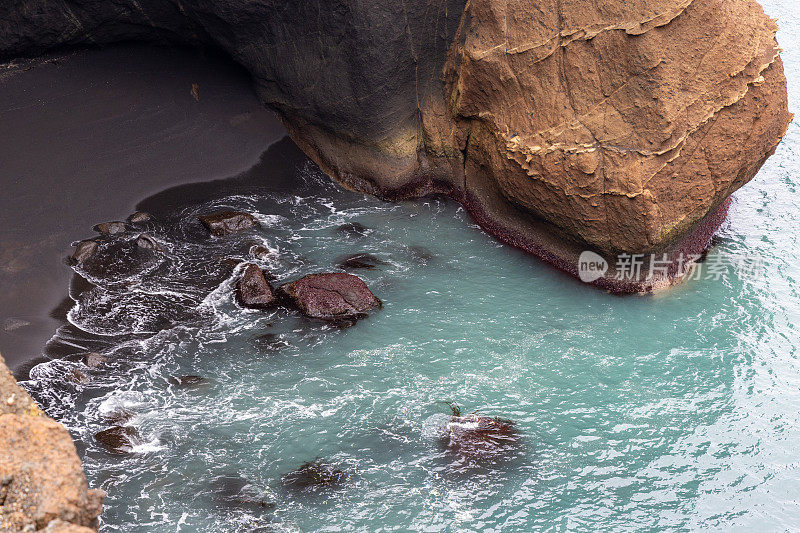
(0, 0), (791, 290)
(447, 0), (791, 256)
(0, 353), (104, 531)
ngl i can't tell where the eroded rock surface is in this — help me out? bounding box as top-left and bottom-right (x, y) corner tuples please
(0, 0), (791, 289)
(1, 354), (104, 531)
(278, 273), (381, 320)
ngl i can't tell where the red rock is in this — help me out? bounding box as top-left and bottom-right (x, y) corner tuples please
(278, 273), (381, 320)
(236, 263), (277, 309)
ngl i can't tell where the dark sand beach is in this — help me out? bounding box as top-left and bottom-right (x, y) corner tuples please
(0, 44), (285, 371)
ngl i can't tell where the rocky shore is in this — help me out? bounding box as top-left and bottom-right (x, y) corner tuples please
(0, 354), (103, 532)
(0, 0), (792, 291)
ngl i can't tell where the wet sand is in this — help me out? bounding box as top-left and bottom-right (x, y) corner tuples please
(0, 44), (285, 371)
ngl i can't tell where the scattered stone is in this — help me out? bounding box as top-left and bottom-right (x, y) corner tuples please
(127, 212), (151, 224)
(250, 245), (275, 261)
(278, 273), (381, 321)
(83, 353), (106, 369)
(93, 426), (138, 454)
(336, 222), (370, 238)
(135, 233), (162, 251)
(71, 241), (98, 264)
(337, 253), (387, 270)
(236, 264), (278, 309)
(198, 211), (258, 236)
(67, 369), (89, 385)
(281, 460), (347, 493)
(168, 375), (209, 388)
(94, 221), (126, 235)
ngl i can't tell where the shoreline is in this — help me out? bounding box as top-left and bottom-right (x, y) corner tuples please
(0, 44), (285, 371)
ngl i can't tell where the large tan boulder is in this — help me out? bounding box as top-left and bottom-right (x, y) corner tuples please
(449, 0), (791, 254)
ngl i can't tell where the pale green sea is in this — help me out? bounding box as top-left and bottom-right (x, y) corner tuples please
(23, 1), (800, 530)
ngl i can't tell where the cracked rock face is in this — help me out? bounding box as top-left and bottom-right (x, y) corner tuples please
(0, 0), (791, 288)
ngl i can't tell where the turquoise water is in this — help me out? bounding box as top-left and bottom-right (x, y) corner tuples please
(22, 1), (800, 530)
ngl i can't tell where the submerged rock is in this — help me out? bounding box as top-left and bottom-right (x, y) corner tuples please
(236, 263), (277, 309)
(278, 273), (381, 321)
(250, 245), (275, 261)
(198, 211), (258, 236)
(408, 245), (435, 265)
(337, 253), (387, 270)
(71, 241), (98, 265)
(209, 474), (274, 512)
(281, 460), (347, 493)
(101, 409), (133, 426)
(251, 333), (290, 353)
(94, 221), (126, 235)
(127, 212), (151, 224)
(336, 222), (370, 238)
(168, 375), (209, 388)
(67, 369), (89, 384)
(93, 426), (138, 454)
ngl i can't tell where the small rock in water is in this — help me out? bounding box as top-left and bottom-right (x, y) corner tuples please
(71, 240), (98, 264)
(198, 211), (258, 236)
(236, 263), (278, 309)
(68, 368), (90, 384)
(127, 211), (151, 224)
(336, 221), (370, 238)
(135, 233), (162, 251)
(83, 352), (106, 368)
(250, 245), (275, 261)
(94, 221), (127, 235)
(94, 426), (138, 454)
(337, 253), (387, 270)
(278, 273), (381, 321)
(168, 375), (209, 388)
(440, 412), (519, 458)
(281, 460), (348, 493)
